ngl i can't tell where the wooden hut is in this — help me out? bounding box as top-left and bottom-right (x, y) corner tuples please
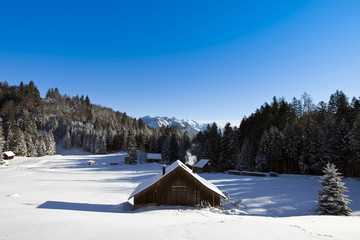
(128, 160), (227, 210)
(146, 153), (162, 163)
(3, 151), (15, 160)
(193, 159), (216, 173)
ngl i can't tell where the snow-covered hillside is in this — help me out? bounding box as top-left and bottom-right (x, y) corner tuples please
(1, 151), (360, 239)
(141, 116), (241, 137)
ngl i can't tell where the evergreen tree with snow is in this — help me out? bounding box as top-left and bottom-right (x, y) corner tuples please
(161, 137), (171, 163)
(255, 131), (270, 172)
(25, 132), (37, 157)
(221, 123), (238, 170)
(94, 133), (107, 154)
(169, 133), (180, 162)
(47, 131), (56, 155)
(127, 130), (137, 164)
(350, 113), (360, 176)
(37, 136), (47, 157)
(317, 163), (352, 216)
(0, 118), (5, 161)
(63, 131), (72, 150)
(13, 128), (27, 156)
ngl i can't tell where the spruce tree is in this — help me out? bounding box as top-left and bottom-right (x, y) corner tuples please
(63, 131), (72, 150)
(94, 133), (107, 154)
(25, 132), (37, 157)
(37, 136), (47, 157)
(0, 118), (5, 161)
(161, 137), (171, 163)
(47, 131), (56, 155)
(317, 163), (352, 216)
(169, 133), (180, 162)
(350, 113), (360, 176)
(127, 130), (137, 164)
(221, 123), (238, 170)
(255, 131), (270, 172)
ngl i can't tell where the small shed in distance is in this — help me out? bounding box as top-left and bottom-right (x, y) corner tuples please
(193, 159), (216, 173)
(146, 153), (162, 163)
(128, 160), (227, 209)
(3, 151), (15, 160)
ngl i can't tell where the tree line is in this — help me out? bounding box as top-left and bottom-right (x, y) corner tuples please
(2, 81), (359, 177)
(0, 81), (191, 162)
(192, 91), (360, 177)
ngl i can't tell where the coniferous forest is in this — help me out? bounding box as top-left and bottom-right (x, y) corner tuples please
(1, 81), (360, 177)
(192, 92), (360, 177)
(0, 81), (191, 162)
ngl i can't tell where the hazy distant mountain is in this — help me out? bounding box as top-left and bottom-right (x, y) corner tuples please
(141, 116), (208, 137)
(141, 116), (241, 138)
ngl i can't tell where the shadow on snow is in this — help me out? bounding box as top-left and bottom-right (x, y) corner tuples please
(38, 201), (134, 213)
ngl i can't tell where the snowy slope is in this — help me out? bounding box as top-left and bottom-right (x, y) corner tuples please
(1, 151), (360, 239)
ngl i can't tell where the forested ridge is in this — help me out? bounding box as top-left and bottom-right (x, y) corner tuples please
(0, 81), (191, 162)
(1, 81), (360, 177)
(192, 92), (360, 177)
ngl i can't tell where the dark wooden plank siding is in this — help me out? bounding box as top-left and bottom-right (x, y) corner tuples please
(133, 166), (221, 209)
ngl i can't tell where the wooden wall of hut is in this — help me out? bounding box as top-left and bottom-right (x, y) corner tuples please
(133, 167), (220, 209)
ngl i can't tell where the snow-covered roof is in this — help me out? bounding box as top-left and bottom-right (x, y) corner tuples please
(147, 153), (162, 159)
(4, 151), (15, 157)
(194, 159), (210, 168)
(128, 160), (227, 200)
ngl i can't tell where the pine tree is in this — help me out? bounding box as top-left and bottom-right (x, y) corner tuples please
(317, 163), (352, 216)
(5, 128), (14, 152)
(161, 137), (171, 163)
(94, 133), (107, 154)
(25, 132), (37, 157)
(282, 123), (299, 173)
(255, 131), (270, 172)
(221, 123), (238, 170)
(63, 131), (72, 150)
(169, 133), (180, 162)
(350, 113), (360, 176)
(179, 131), (191, 163)
(47, 131), (56, 155)
(332, 119), (352, 176)
(149, 134), (158, 153)
(127, 130), (137, 164)
(13, 128), (27, 156)
(237, 138), (254, 171)
(37, 135), (47, 157)
(0, 118), (5, 161)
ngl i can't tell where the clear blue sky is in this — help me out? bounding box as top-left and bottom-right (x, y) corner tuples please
(1, 0), (359, 121)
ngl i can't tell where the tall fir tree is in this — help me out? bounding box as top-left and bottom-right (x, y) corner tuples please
(169, 133), (180, 162)
(63, 131), (72, 150)
(221, 123), (238, 170)
(161, 137), (171, 163)
(25, 132), (37, 157)
(47, 131), (56, 155)
(0, 118), (5, 161)
(349, 113), (360, 176)
(127, 130), (137, 164)
(255, 131), (270, 172)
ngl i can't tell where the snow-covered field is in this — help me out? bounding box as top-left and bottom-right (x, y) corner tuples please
(1, 150), (360, 240)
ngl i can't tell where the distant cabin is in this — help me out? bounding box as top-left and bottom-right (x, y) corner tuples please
(146, 153), (162, 163)
(128, 160), (227, 210)
(3, 151), (15, 160)
(193, 159), (216, 173)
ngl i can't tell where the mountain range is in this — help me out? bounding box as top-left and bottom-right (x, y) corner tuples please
(141, 116), (241, 138)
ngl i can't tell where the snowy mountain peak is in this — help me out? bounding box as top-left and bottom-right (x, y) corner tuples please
(141, 116), (207, 137)
(141, 116), (241, 138)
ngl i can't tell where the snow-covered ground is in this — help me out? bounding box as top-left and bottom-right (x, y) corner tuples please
(1, 150), (360, 240)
